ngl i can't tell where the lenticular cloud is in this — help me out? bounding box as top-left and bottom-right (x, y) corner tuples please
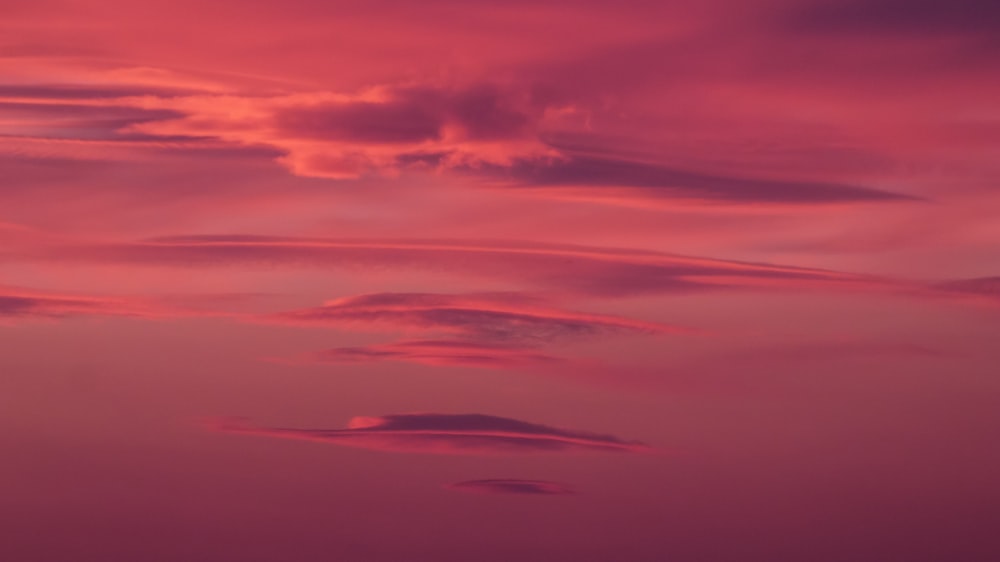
(210, 413), (651, 455)
(445, 479), (576, 495)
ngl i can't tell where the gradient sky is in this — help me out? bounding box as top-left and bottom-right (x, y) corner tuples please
(2, 1), (999, 561)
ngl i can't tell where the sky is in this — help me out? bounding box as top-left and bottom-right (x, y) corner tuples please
(1, 1), (999, 561)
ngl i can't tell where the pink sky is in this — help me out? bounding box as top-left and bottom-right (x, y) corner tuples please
(2, 1), (999, 561)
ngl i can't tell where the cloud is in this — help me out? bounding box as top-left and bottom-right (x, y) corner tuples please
(787, 0), (1000, 38)
(313, 339), (562, 368)
(114, 82), (917, 205)
(933, 277), (1000, 305)
(210, 413), (651, 454)
(0, 287), (149, 319)
(0, 92), (187, 143)
(0, 83), (199, 100)
(35, 235), (888, 298)
(0, 285), (247, 322)
(273, 83), (544, 144)
(268, 292), (679, 342)
(17, 72), (915, 207)
(474, 154), (916, 205)
(444, 479), (575, 495)
(122, 82), (563, 178)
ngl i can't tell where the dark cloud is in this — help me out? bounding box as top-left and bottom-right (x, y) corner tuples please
(314, 339), (562, 368)
(210, 413), (651, 454)
(0, 98), (185, 141)
(0, 287), (241, 320)
(0, 83), (196, 100)
(934, 277), (1000, 301)
(445, 479), (575, 495)
(268, 292), (676, 342)
(476, 155), (917, 204)
(272, 83), (542, 145)
(788, 0), (1000, 37)
(0, 292), (129, 318)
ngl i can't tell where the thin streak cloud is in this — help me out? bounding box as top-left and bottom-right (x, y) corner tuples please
(210, 413), (651, 455)
(268, 292), (678, 342)
(445, 479), (576, 495)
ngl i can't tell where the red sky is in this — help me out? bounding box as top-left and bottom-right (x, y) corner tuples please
(2, 1), (999, 561)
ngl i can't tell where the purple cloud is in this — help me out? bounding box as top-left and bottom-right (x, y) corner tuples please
(274, 83), (542, 145)
(35, 235), (886, 297)
(788, 0), (1000, 38)
(314, 339), (562, 368)
(210, 413), (651, 455)
(267, 292), (678, 342)
(0, 288), (145, 319)
(474, 154), (917, 204)
(445, 479), (575, 495)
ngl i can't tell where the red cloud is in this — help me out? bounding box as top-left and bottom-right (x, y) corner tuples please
(121, 82), (562, 179)
(0, 285), (248, 322)
(38, 235), (889, 297)
(0, 286), (157, 320)
(209, 413), (651, 455)
(314, 339), (562, 368)
(269, 292), (679, 342)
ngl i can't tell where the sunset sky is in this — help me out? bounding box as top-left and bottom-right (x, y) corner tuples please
(2, 1), (999, 561)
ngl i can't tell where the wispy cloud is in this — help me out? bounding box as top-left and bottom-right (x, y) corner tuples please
(32, 235), (888, 297)
(0, 286), (154, 320)
(313, 339), (562, 368)
(209, 413), (651, 455)
(268, 292), (677, 342)
(786, 0), (1000, 40)
(445, 479), (575, 495)
(473, 154), (917, 205)
(0, 285), (247, 322)
(933, 277), (1000, 305)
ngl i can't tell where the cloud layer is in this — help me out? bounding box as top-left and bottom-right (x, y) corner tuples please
(269, 292), (676, 342)
(445, 479), (575, 495)
(31, 235), (888, 297)
(314, 339), (561, 368)
(211, 413), (651, 454)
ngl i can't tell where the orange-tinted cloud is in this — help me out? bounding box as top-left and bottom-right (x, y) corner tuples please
(62, 81), (918, 205)
(211, 413), (651, 454)
(269, 292), (677, 342)
(118, 82), (561, 179)
(445, 479), (575, 495)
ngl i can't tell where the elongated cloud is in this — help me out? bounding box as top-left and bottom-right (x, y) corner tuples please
(0, 287), (152, 319)
(122, 83), (914, 203)
(315, 339), (561, 368)
(33, 235), (888, 297)
(445, 479), (575, 495)
(0, 286), (248, 321)
(933, 277), (1000, 305)
(269, 292), (678, 342)
(3, 72), (914, 205)
(788, 0), (1000, 39)
(211, 413), (650, 454)
(475, 154), (916, 205)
